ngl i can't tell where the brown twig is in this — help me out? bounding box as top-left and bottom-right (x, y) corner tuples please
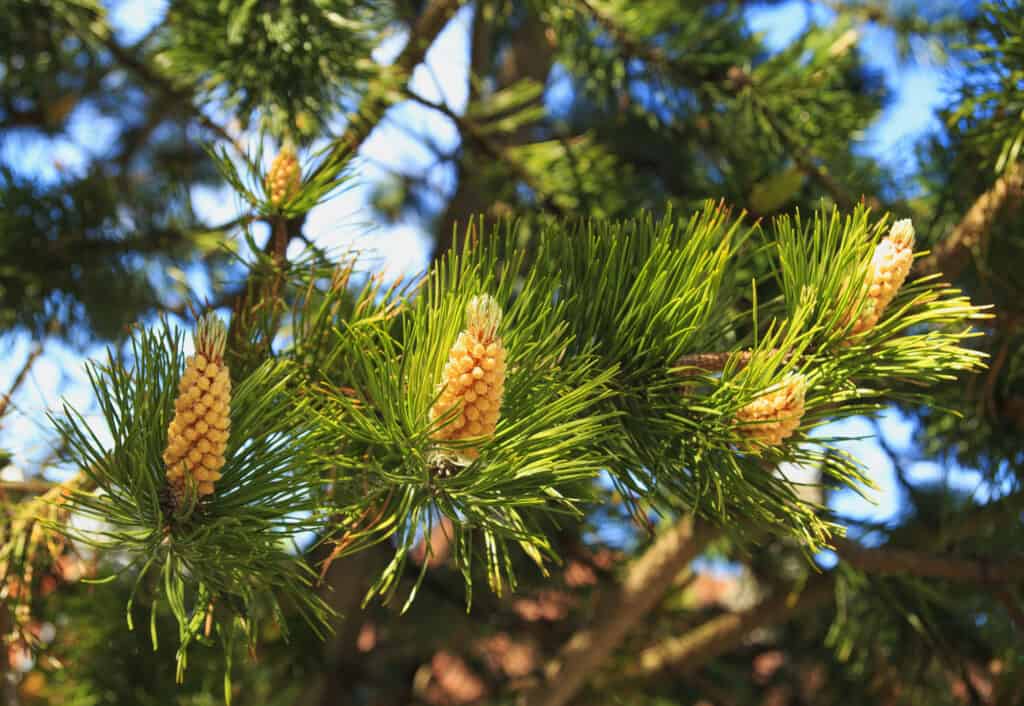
(674, 349), (793, 376)
(519, 517), (718, 706)
(915, 161), (1024, 279)
(674, 351), (754, 374)
(0, 344), (43, 422)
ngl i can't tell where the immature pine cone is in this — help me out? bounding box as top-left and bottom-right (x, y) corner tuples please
(430, 295), (507, 460)
(849, 219), (915, 336)
(735, 373), (807, 449)
(266, 145), (301, 206)
(163, 314), (231, 500)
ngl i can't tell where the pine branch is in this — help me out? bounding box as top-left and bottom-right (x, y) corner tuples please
(627, 574), (835, 677)
(313, 0), (467, 177)
(833, 538), (1024, 584)
(574, 0), (713, 82)
(933, 489), (1024, 546)
(405, 89), (567, 216)
(574, 0), (877, 211)
(88, 26), (238, 150)
(0, 343), (43, 422)
(519, 517), (719, 706)
(750, 92), (877, 211)
(914, 161), (1024, 279)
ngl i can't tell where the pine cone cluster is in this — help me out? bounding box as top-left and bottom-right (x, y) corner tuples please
(430, 295), (507, 460)
(849, 219), (915, 336)
(265, 145), (301, 207)
(164, 314), (231, 500)
(735, 373), (807, 449)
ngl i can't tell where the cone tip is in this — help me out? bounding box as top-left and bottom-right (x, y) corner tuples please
(888, 218), (915, 249)
(466, 294), (502, 341)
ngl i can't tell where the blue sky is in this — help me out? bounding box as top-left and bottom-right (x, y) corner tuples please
(0, 1), (990, 531)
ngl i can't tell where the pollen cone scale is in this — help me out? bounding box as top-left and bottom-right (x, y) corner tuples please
(163, 314), (231, 501)
(849, 219), (916, 337)
(735, 373), (807, 450)
(430, 295), (507, 461)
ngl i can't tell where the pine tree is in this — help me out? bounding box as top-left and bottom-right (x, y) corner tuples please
(1, 1), (1022, 705)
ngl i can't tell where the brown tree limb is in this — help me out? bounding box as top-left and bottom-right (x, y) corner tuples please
(628, 574), (835, 677)
(914, 161), (1024, 279)
(0, 344), (43, 422)
(833, 537), (1024, 584)
(519, 517), (719, 706)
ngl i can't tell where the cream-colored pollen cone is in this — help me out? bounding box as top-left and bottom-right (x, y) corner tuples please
(164, 314), (231, 500)
(735, 373), (807, 449)
(849, 219), (916, 337)
(266, 145), (301, 206)
(430, 295), (507, 460)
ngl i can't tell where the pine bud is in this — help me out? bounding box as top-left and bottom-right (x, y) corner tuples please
(735, 373), (807, 449)
(849, 219), (915, 336)
(430, 295), (506, 460)
(164, 314), (231, 500)
(265, 145), (301, 207)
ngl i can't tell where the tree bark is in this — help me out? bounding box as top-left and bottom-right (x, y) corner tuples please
(915, 161), (1024, 279)
(519, 517), (718, 706)
(629, 574), (835, 677)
